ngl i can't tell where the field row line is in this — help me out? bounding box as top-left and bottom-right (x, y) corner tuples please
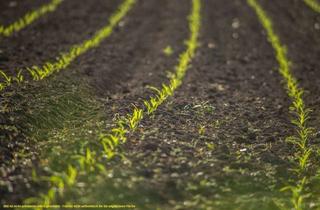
(303, 0), (320, 13)
(248, 0), (316, 209)
(0, 0), (134, 93)
(0, 0), (63, 37)
(22, 0), (201, 207)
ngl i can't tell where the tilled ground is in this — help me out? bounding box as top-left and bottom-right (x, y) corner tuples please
(0, 0), (320, 209)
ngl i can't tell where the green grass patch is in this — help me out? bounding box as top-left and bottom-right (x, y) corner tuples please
(0, 0), (63, 37)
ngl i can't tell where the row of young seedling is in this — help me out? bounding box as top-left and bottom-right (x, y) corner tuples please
(0, 0), (63, 91)
(248, 0), (319, 209)
(0, 0), (136, 93)
(22, 0), (201, 207)
(2, 0), (318, 208)
(0, 0), (61, 91)
(0, 0), (63, 37)
(98, 1), (319, 208)
(0, 0), (135, 206)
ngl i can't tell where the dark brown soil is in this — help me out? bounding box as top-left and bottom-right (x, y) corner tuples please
(259, 0), (320, 138)
(0, 0), (319, 209)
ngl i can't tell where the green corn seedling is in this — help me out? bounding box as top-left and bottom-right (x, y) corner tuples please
(0, 70), (12, 85)
(163, 45), (174, 56)
(127, 107), (143, 130)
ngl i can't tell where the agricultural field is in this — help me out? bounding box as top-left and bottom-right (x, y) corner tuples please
(0, 0), (320, 209)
